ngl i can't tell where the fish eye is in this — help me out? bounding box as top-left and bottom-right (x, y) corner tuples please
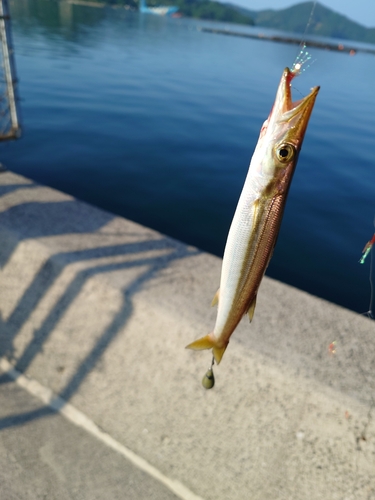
(275, 143), (295, 163)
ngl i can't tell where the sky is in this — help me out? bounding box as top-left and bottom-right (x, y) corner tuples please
(230, 0), (375, 28)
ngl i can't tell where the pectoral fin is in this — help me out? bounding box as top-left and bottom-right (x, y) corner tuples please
(246, 294), (257, 323)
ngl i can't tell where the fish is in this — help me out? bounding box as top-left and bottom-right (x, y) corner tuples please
(186, 67), (319, 364)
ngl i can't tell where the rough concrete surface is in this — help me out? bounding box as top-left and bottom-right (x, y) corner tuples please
(0, 171), (374, 499)
(0, 373), (180, 500)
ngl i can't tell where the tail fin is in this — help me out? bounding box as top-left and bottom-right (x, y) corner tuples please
(185, 334), (228, 364)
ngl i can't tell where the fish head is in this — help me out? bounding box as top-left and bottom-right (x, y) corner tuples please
(256, 68), (319, 191)
(270, 67), (320, 147)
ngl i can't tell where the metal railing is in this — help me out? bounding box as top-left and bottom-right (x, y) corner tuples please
(0, 0), (21, 141)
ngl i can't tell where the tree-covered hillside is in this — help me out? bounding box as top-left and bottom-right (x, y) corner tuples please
(72, 0), (375, 43)
(227, 1), (375, 44)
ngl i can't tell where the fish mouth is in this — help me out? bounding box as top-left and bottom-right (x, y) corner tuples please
(281, 67), (319, 113)
(273, 67), (320, 144)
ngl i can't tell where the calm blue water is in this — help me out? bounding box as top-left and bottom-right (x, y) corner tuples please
(3, 0), (375, 314)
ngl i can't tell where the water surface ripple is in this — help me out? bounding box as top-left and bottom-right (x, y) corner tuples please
(3, 0), (375, 314)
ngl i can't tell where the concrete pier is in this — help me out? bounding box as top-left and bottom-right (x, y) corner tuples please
(0, 170), (374, 499)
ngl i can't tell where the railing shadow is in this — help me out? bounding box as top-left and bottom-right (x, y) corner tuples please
(0, 186), (199, 429)
(0, 197), (115, 267)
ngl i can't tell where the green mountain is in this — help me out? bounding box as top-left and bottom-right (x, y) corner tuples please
(226, 1), (375, 44)
(66, 0), (375, 42)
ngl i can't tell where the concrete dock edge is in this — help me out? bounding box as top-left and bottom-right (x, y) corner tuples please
(0, 171), (374, 499)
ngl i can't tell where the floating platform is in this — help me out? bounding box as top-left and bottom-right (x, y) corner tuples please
(200, 27), (375, 55)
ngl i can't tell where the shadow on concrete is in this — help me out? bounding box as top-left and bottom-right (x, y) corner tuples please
(0, 199), (115, 267)
(0, 183), (199, 430)
(0, 183), (37, 197)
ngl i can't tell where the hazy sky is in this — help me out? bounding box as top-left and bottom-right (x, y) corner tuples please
(231, 1), (375, 28)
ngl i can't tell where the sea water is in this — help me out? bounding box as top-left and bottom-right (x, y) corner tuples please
(2, 0), (375, 314)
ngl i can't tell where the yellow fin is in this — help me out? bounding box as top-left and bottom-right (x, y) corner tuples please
(246, 295), (257, 323)
(212, 345), (227, 365)
(185, 334), (228, 365)
(186, 334), (214, 351)
(211, 288), (220, 307)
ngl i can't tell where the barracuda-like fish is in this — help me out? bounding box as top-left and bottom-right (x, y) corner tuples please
(186, 67), (319, 364)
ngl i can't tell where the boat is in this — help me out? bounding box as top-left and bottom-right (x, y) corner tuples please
(139, 0), (178, 16)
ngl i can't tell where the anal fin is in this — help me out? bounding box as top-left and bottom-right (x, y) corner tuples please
(186, 334), (214, 351)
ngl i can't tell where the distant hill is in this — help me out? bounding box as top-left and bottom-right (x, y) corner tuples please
(70, 0), (375, 42)
(225, 1), (375, 44)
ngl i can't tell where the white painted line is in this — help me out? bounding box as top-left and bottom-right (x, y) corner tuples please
(0, 357), (205, 500)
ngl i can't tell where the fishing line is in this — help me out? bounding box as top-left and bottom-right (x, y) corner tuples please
(359, 217), (375, 319)
(291, 1), (317, 74)
(194, 0), (319, 389)
(366, 241), (374, 319)
(301, 0), (317, 41)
